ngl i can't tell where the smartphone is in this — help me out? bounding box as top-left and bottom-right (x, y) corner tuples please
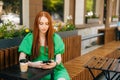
(42, 60), (52, 64)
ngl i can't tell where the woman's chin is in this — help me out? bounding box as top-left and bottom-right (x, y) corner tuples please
(41, 31), (47, 34)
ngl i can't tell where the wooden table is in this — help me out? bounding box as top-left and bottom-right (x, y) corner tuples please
(0, 65), (54, 80)
(84, 56), (120, 80)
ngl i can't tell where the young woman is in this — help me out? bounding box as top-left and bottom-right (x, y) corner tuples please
(18, 11), (70, 80)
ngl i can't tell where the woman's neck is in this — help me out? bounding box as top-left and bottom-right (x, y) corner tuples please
(39, 32), (46, 38)
(39, 33), (46, 46)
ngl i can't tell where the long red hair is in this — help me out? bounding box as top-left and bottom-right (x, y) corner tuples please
(32, 11), (54, 59)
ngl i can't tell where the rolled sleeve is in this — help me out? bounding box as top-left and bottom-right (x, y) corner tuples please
(18, 33), (33, 55)
(54, 33), (65, 55)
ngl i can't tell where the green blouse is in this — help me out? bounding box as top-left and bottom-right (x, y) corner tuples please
(18, 33), (70, 80)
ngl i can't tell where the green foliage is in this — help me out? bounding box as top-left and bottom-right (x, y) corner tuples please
(0, 20), (30, 39)
(86, 15), (99, 19)
(91, 15), (99, 18)
(13, 26), (30, 37)
(0, 20), (15, 39)
(112, 15), (118, 18)
(56, 15), (76, 32)
(59, 24), (76, 32)
(43, 0), (64, 20)
(86, 0), (93, 12)
(43, 0), (63, 12)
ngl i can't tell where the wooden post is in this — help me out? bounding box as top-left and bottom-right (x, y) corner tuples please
(99, 0), (104, 24)
(105, 0), (112, 28)
(69, 0), (75, 24)
(29, 0), (43, 29)
(119, 0), (120, 21)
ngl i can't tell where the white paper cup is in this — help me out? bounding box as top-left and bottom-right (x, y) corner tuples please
(20, 63), (28, 72)
(19, 59), (28, 72)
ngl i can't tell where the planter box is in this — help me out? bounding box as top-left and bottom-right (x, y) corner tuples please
(56, 30), (78, 38)
(0, 30), (78, 49)
(87, 18), (99, 24)
(0, 37), (24, 49)
(112, 18), (118, 22)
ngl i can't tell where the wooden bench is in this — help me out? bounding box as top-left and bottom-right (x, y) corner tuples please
(0, 35), (81, 80)
(64, 41), (120, 80)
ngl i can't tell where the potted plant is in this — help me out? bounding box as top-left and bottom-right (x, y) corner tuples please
(112, 15), (118, 22)
(86, 15), (99, 24)
(0, 20), (30, 49)
(54, 15), (78, 38)
(57, 23), (78, 38)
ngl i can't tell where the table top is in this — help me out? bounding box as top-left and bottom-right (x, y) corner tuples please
(0, 65), (54, 80)
(84, 56), (120, 73)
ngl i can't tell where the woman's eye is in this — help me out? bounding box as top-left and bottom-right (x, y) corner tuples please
(45, 22), (49, 25)
(39, 22), (49, 25)
(39, 22), (43, 25)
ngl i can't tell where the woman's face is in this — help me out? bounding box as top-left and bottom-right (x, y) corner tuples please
(39, 16), (49, 34)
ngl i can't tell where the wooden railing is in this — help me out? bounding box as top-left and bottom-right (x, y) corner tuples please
(0, 47), (19, 71)
(82, 33), (104, 41)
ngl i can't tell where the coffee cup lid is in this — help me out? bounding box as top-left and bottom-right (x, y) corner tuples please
(19, 59), (28, 63)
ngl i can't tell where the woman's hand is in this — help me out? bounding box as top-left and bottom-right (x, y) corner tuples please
(28, 61), (42, 68)
(41, 54), (62, 69)
(41, 60), (57, 69)
(28, 60), (56, 69)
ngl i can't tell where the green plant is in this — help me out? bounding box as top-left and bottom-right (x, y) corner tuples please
(86, 0), (93, 12)
(112, 15), (118, 18)
(57, 15), (76, 32)
(59, 23), (76, 32)
(86, 15), (99, 19)
(0, 20), (30, 39)
(91, 15), (99, 18)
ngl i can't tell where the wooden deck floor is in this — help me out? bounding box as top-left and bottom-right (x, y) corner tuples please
(64, 41), (120, 80)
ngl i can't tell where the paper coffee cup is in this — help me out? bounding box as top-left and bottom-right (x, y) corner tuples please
(19, 59), (28, 72)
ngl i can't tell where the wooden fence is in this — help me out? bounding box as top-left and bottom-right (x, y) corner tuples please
(0, 47), (19, 71)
